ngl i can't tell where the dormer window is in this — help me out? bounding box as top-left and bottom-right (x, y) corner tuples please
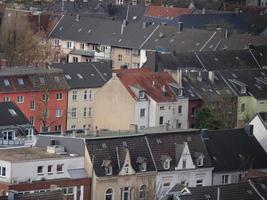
(241, 86), (246, 94)
(194, 152), (205, 167)
(3, 79), (10, 87)
(161, 155), (172, 170)
(102, 160), (113, 176)
(124, 164), (129, 174)
(197, 157), (204, 167)
(182, 159), (187, 169)
(17, 78), (24, 86)
(137, 157), (147, 172)
(139, 91), (145, 99)
(164, 160), (170, 170)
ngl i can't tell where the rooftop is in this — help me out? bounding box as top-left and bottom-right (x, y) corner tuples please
(144, 5), (192, 18)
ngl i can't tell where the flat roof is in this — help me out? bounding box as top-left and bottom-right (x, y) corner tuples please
(0, 147), (76, 162)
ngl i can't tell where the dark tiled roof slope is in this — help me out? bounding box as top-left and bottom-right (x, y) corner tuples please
(204, 128), (267, 172)
(53, 61), (112, 89)
(146, 131), (213, 171)
(86, 135), (156, 177)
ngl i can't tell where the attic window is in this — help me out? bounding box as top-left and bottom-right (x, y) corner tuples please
(137, 157), (147, 172)
(17, 78), (24, 86)
(3, 79), (10, 86)
(160, 155), (172, 170)
(139, 91), (145, 99)
(8, 109), (17, 116)
(65, 74), (71, 80)
(163, 160), (170, 170)
(241, 86), (246, 94)
(102, 160), (112, 175)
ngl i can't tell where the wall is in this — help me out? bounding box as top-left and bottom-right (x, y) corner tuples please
(250, 115), (267, 153)
(134, 100), (150, 129)
(10, 157), (84, 183)
(0, 90), (68, 133)
(67, 88), (98, 131)
(93, 76), (135, 131)
(156, 168), (213, 198)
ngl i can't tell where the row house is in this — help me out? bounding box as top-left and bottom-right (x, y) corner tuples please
(202, 127), (267, 186)
(94, 68), (189, 131)
(0, 102), (35, 147)
(49, 14), (158, 69)
(0, 144), (90, 200)
(0, 67), (69, 133)
(85, 130), (213, 200)
(53, 61), (112, 131)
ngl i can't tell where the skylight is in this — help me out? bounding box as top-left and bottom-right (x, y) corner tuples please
(17, 78), (24, 86)
(65, 74), (71, 80)
(8, 109), (17, 116)
(77, 73), (83, 79)
(3, 79), (10, 86)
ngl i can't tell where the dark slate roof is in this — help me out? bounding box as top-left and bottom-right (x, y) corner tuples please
(145, 49), (262, 72)
(18, 190), (65, 200)
(252, 177), (267, 199)
(52, 61), (112, 89)
(0, 102), (30, 126)
(181, 71), (236, 102)
(169, 13), (250, 32)
(221, 69), (267, 99)
(252, 45), (267, 67)
(49, 14), (158, 49)
(146, 131), (213, 171)
(86, 135), (156, 177)
(203, 128), (267, 172)
(168, 181), (264, 200)
(114, 5), (147, 22)
(0, 67), (69, 93)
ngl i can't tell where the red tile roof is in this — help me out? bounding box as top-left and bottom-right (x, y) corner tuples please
(144, 5), (192, 18)
(117, 68), (179, 102)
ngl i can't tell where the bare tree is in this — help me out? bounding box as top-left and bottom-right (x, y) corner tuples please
(0, 11), (59, 66)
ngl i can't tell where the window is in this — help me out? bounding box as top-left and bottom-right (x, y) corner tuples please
(37, 166), (44, 175)
(41, 126), (49, 132)
(182, 159), (187, 169)
(105, 188), (113, 200)
(178, 106), (183, 114)
(83, 107), (87, 117)
(17, 78), (24, 86)
(139, 185), (146, 199)
(3, 79), (10, 86)
(163, 160), (170, 170)
(124, 164), (129, 174)
(139, 91), (145, 99)
(132, 49), (140, 56)
(54, 39), (61, 46)
(88, 90), (92, 100)
(84, 90), (89, 100)
(222, 174), (229, 184)
(88, 107), (92, 117)
(17, 96), (24, 103)
(3, 96), (10, 102)
(55, 125), (62, 132)
(159, 116), (164, 125)
(56, 93), (63, 100)
(55, 109), (62, 118)
(80, 43), (85, 50)
(196, 179), (203, 187)
(122, 187), (129, 200)
(67, 41), (74, 49)
(29, 116), (34, 125)
(42, 94), (49, 102)
(73, 57), (78, 63)
(56, 164), (64, 173)
(197, 157), (204, 167)
(133, 63), (139, 68)
(30, 100), (35, 110)
(140, 108), (145, 118)
(241, 103), (245, 112)
(71, 108), (77, 118)
(160, 106), (165, 110)
(72, 91), (77, 101)
(47, 165), (52, 174)
(0, 166), (6, 177)
(105, 166), (113, 175)
(118, 54), (122, 61)
(139, 162), (147, 171)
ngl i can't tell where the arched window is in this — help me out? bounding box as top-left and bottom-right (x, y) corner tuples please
(139, 185), (146, 199)
(105, 188), (113, 200)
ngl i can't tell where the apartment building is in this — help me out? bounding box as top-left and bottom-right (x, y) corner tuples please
(53, 61), (112, 131)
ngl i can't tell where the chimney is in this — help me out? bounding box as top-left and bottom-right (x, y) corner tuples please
(217, 187), (220, 200)
(75, 14), (80, 22)
(197, 72), (202, 82)
(176, 69), (182, 86)
(177, 22), (184, 33)
(208, 71), (215, 83)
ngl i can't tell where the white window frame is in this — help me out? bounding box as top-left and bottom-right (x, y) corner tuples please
(17, 96), (24, 103)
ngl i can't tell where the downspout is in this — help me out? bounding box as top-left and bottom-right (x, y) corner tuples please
(147, 99), (150, 128)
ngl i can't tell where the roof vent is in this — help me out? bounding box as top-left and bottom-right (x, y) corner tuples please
(75, 14), (80, 22)
(159, 32), (164, 38)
